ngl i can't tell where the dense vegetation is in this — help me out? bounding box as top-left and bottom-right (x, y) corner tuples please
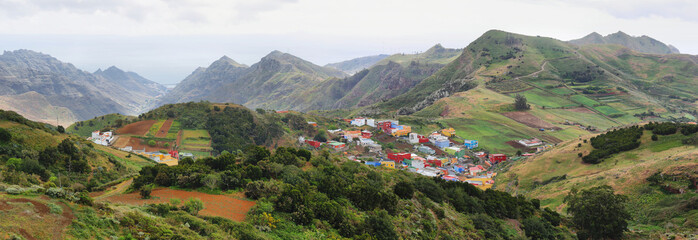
(564, 186), (631, 240)
(582, 126), (643, 164)
(139, 102), (321, 155)
(131, 146), (570, 239)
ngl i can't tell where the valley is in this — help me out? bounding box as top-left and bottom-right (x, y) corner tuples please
(0, 29), (696, 239)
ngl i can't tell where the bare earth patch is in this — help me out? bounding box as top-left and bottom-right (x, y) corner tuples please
(564, 107), (596, 114)
(116, 120), (156, 136)
(501, 111), (560, 129)
(102, 188), (255, 222)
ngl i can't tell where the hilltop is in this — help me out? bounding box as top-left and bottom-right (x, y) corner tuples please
(569, 31), (681, 54)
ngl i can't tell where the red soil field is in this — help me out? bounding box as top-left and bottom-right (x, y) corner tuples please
(102, 188), (255, 222)
(0, 197), (74, 240)
(116, 120), (156, 136)
(155, 119), (173, 138)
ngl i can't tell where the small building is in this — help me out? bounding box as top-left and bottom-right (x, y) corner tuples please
(305, 140), (322, 148)
(89, 131), (114, 146)
(358, 138), (375, 146)
(442, 176), (459, 181)
(469, 165), (485, 175)
(307, 122), (318, 127)
(428, 159), (443, 167)
(169, 150), (179, 159)
(417, 145), (436, 154)
(518, 138), (543, 147)
(180, 152), (194, 158)
(380, 161), (395, 169)
(387, 152), (412, 163)
(433, 138), (450, 148)
(367, 143), (382, 153)
(463, 140), (479, 149)
(365, 161), (381, 167)
(441, 128), (456, 137)
(328, 141), (346, 149)
(366, 119), (376, 127)
(343, 130), (361, 139)
(489, 154), (507, 163)
(361, 130), (372, 139)
(350, 118), (366, 127)
(408, 133), (429, 144)
(454, 165), (466, 174)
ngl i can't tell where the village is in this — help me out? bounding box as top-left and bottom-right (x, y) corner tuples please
(301, 117), (552, 190)
(85, 115), (553, 191)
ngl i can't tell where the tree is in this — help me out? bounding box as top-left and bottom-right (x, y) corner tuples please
(184, 197), (204, 215)
(148, 140), (157, 147)
(6, 158), (22, 171)
(393, 181), (414, 199)
(514, 94), (531, 110)
(313, 131), (328, 142)
(651, 134), (658, 141)
(140, 185), (153, 199)
(564, 185), (630, 239)
(56, 125), (65, 133)
(0, 128), (10, 143)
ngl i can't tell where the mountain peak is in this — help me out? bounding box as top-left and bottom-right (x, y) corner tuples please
(569, 31), (679, 54)
(211, 55), (247, 68)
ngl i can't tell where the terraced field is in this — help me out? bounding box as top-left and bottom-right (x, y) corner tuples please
(180, 129), (212, 158)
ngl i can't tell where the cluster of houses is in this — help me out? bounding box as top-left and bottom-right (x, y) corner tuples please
(117, 145), (181, 166)
(301, 117), (510, 190)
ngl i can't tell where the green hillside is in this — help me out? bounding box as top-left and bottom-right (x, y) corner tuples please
(374, 44), (462, 67)
(67, 113), (136, 137)
(495, 125), (698, 238)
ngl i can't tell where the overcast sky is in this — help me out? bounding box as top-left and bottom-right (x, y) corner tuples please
(1, 0), (696, 84)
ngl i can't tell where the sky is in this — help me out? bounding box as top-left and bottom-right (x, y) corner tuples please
(0, 0), (696, 84)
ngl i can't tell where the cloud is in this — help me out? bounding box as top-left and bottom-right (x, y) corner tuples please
(560, 0), (698, 22)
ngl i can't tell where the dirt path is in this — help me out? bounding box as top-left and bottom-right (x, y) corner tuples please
(155, 119), (173, 138)
(91, 178), (133, 200)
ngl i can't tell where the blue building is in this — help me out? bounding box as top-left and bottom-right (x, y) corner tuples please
(463, 140), (479, 149)
(365, 161), (381, 167)
(434, 139), (450, 148)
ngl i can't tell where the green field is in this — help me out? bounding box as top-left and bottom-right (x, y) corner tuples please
(146, 120), (166, 137)
(550, 87), (575, 95)
(514, 88), (577, 108)
(440, 118), (530, 154)
(166, 121), (181, 139)
(180, 129), (212, 158)
(569, 95), (600, 107)
(594, 105), (623, 115)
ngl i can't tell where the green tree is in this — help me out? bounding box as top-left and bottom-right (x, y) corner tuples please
(148, 140), (157, 147)
(0, 128), (11, 143)
(393, 181), (415, 199)
(514, 94), (531, 110)
(6, 158), (22, 171)
(564, 185), (630, 239)
(140, 185), (153, 199)
(184, 197), (204, 215)
(56, 125), (65, 133)
(313, 131), (328, 142)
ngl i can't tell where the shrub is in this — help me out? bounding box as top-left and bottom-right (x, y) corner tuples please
(0, 127), (11, 143)
(140, 185), (153, 199)
(5, 186), (22, 195)
(48, 203), (63, 214)
(184, 198), (204, 215)
(147, 140), (156, 147)
(393, 181), (415, 199)
(651, 134), (658, 141)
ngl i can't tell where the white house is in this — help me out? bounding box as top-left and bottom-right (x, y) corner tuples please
(366, 119), (375, 127)
(89, 131), (114, 146)
(518, 138), (543, 147)
(350, 118), (366, 127)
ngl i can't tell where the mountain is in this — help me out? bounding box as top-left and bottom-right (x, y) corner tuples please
(94, 66), (167, 98)
(325, 54), (389, 74)
(157, 56), (249, 104)
(569, 31), (680, 54)
(360, 29), (697, 155)
(160, 51), (348, 110)
(0, 50), (166, 125)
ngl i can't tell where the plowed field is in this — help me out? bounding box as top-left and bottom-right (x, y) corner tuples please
(102, 188), (255, 222)
(116, 120), (156, 136)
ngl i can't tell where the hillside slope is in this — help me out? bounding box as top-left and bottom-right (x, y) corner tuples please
(0, 50), (165, 125)
(495, 126), (698, 237)
(569, 31), (680, 54)
(325, 54), (389, 74)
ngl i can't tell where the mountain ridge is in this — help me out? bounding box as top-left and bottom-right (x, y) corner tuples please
(569, 31), (680, 54)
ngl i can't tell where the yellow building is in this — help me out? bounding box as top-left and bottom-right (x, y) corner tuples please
(380, 161), (395, 169)
(391, 125), (412, 137)
(441, 128), (456, 137)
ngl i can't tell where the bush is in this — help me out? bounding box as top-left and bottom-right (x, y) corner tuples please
(184, 198), (204, 215)
(48, 203), (63, 214)
(0, 127), (11, 143)
(5, 186), (22, 195)
(147, 140), (156, 147)
(140, 185), (153, 199)
(393, 181), (415, 199)
(651, 134), (658, 141)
